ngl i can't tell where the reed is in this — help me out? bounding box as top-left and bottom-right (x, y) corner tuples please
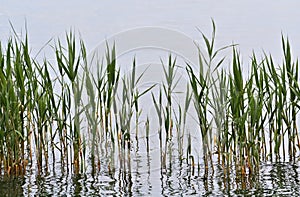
(281, 37), (299, 161)
(213, 35), (300, 175)
(186, 20), (227, 175)
(174, 84), (192, 164)
(151, 55), (181, 170)
(245, 54), (266, 169)
(187, 62), (213, 175)
(211, 69), (230, 166)
(0, 23), (300, 178)
(118, 58), (154, 149)
(82, 43), (120, 172)
(55, 32), (86, 173)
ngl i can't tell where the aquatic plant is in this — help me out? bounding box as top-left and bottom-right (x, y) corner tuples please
(0, 22), (299, 179)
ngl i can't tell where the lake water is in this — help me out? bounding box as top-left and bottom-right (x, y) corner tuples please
(1, 1), (300, 196)
(3, 161), (300, 196)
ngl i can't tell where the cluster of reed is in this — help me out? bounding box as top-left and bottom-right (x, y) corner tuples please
(0, 31), (89, 175)
(0, 23), (300, 177)
(187, 22), (300, 177)
(0, 29), (154, 176)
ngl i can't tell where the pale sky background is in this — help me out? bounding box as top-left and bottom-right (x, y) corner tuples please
(1, 0), (300, 63)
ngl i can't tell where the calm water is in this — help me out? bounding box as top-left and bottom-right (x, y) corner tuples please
(2, 1), (300, 196)
(3, 158), (300, 196)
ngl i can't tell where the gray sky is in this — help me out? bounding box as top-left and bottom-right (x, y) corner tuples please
(1, 0), (300, 62)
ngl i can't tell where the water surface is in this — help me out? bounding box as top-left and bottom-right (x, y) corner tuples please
(1, 1), (300, 196)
